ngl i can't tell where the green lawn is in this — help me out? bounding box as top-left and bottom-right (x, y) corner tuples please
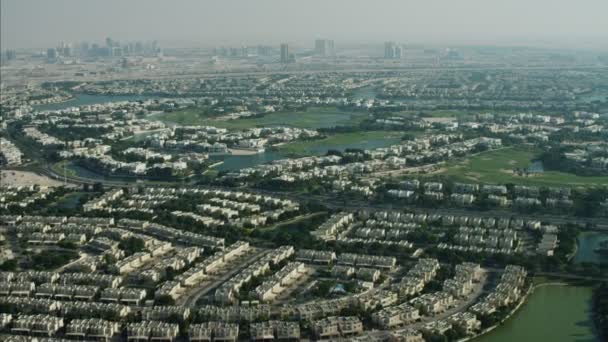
(54, 191), (88, 209)
(389, 109), (472, 118)
(149, 109), (210, 126)
(151, 106), (369, 130)
(258, 212), (327, 232)
(252, 212), (330, 248)
(440, 146), (608, 187)
(50, 160), (79, 178)
(277, 131), (402, 156)
(390, 109), (567, 119)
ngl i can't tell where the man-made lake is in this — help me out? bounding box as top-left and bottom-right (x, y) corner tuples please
(305, 136), (402, 155)
(210, 151), (286, 172)
(33, 94), (158, 111)
(474, 285), (598, 342)
(574, 232), (608, 264)
(59, 132), (400, 175)
(39, 94), (396, 172)
(210, 136), (401, 171)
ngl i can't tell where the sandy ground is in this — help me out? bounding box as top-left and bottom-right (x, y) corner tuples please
(0, 170), (64, 188)
(229, 148), (264, 156)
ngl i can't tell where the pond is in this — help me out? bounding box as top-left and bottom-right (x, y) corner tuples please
(210, 133), (402, 171)
(574, 231), (608, 264)
(474, 285), (598, 342)
(305, 136), (402, 155)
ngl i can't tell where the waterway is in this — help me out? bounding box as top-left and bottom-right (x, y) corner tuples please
(577, 91), (607, 104)
(474, 285), (598, 342)
(33, 94), (158, 111)
(62, 161), (137, 183)
(574, 232), (608, 264)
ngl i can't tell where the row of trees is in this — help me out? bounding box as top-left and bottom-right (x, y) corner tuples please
(378, 176), (608, 217)
(594, 283), (608, 341)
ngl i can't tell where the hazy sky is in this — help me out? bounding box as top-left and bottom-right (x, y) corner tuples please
(2, 0), (608, 50)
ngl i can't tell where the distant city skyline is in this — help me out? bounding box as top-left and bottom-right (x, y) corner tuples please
(2, 0), (608, 50)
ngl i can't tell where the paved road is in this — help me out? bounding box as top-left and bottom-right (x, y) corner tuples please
(410, 271), (489, 329)
(19, 163), (608, 231)
(54, 252), (86, 273)
(8, 163), (608, 285)
(181, 248), (268, 307)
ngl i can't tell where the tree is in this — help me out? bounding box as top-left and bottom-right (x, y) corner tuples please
(155, 294), (176, 306)
(92, 182), (104, 192)
(29, 250), (79, 270)
(0, 259), (17, 271)
(118, 237), (145, 256)
(401, 133), (417, 141)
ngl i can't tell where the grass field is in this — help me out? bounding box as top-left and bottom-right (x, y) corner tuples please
(150, 109), (209, 126)
(389, 109), (472, 118)
(389, 109), (568, 119)
(50, 160), (80, 179)
(54, 191), (88, 209)
(151, 106), (368, 130)
(440, 146), (608, 187)
(257, 212), (327, 232)
(252, 212), (329, 247)
(277, 131), (402, 156)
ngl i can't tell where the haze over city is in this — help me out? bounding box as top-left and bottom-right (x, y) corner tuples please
(2, 0), (608, 49)
(1, 1), (608, 342)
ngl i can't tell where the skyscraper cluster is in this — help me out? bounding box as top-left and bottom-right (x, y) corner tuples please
(314, 39), (335, 57)
(384, 41), (404, 59)
(280, 43), (295, 63)
(3, 50), (17, 63)
(46, 38), (162, 61)
(213, 45), (274, 58)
